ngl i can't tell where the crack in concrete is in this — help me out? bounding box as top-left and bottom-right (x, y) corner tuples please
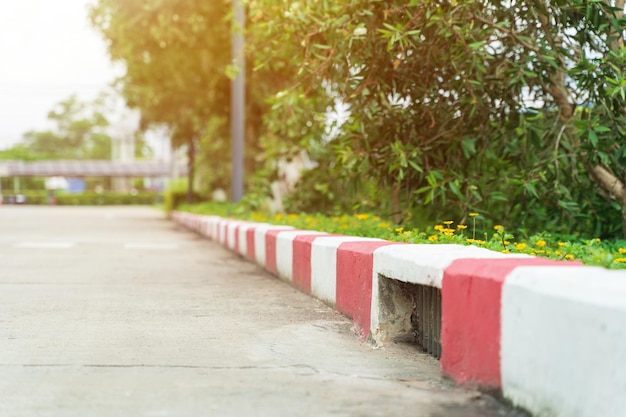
(0, 363), (415, 385)
(0, 363), (319, 372)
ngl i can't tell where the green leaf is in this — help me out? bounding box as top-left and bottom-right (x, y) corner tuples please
(461, 137), (477, 157)
(588, 129), (599, 147)
(408, 160), (423, 173)
(449, 180), (463, 198)
(468, 41), (486, 50)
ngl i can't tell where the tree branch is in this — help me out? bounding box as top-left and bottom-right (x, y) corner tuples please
(588, 164), (626, 202)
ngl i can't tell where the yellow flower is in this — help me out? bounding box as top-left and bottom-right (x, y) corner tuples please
(494, 225), (504, 231)
(443, 220), (454, 225)
(457, 224), (468, 230)
(619, 248), (626, 254)
(428, 234), (438, 242)
(565, 254), (575, 260)
(395, 227), (404, 233)
(503, 241), (510, 245)
(469, 213), (479, 217)
(555, 251), (562, 256)
(558, 242), (566, 247)
(356, 213), (369, 220)
(536, 239), (547, 248)
(613, 257), (626, 263)
(595, 238), (601, 243)
(434, 224), (444, 231)
(467, 238), (485, 245)
(501, 249), (511, 254)
(515, 243), (527, 251)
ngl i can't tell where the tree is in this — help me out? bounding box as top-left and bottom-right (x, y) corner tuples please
(21, 94), (113, 160)
(248, 0), (626, 238)
(89, 0), (626, 237)
(90, 0), (233, 203)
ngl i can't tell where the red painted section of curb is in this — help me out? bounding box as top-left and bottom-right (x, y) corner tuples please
(265, 229), (289, 275)
(233, 224), (240, 252)
(292, 235), (324, 294)
(246, 228), (256, 261)
(441, 257), (582, 389)
(336, 241), (403, 339)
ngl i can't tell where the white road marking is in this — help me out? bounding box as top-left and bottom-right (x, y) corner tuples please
(14, 242), (75, 249)
(124, 243), (179, 250)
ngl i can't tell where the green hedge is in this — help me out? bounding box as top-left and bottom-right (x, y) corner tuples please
(2, 191), (159, 206)
(163, 186), (204, 217)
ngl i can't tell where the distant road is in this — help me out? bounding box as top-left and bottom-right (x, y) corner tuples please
(0, 206), (519, 417)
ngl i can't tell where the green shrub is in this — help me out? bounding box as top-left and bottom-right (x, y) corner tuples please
(55, 192), (158, 205)
(163, 179), (205, 217)
(2, 191), (158, 206)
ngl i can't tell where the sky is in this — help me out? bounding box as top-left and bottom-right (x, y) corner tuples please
(0, 0), (122, 150)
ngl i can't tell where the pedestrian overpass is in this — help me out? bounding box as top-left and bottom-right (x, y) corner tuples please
(0, 160), (170, 178)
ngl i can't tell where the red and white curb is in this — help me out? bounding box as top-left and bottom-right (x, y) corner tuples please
(172, 211), (626, 417)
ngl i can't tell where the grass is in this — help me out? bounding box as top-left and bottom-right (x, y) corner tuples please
(177, 202), (626, 270)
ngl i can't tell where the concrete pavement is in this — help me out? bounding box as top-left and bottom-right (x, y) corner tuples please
(0, 206), (521, 416)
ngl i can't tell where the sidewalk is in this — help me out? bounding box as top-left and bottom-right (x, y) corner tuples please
(0, 207), (517, 417)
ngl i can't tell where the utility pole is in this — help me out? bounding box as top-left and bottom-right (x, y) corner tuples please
(231, 0), (245, 202)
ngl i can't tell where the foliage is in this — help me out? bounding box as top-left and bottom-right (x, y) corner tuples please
(2, 191), (159, 206)
(194, 116), (231, 195)
(91, 0), (241, 202)
(2, 95), (115, 160)
(90, 0), (626, 241)
(248, 0), (626, 239)
(0, 144), (45, 161)
(163, 178), (205, 217)
(90, 1), (230, 131)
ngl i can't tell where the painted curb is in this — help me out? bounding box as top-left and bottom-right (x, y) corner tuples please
(173, 211), (625, 417)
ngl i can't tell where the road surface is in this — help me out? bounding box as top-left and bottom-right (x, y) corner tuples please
(0, 206), (524, 417)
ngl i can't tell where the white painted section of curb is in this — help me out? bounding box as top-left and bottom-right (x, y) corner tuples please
(311, 236), (383, 305)
(275, 230), (327, 282)
(254, 225), (294, 267)
(369, 244), (529, 345)
(200, 216), (219, 239)
(198, 217), (209, 237)
(236, 223), (256, 256)
(197, 216), (216, 240)
(373, 244), (522, 288)
(501, 266), (626, 417)
(215, 218), (230, 246)
(225, 220), (247, 250)
(211, 217), (222, 240)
